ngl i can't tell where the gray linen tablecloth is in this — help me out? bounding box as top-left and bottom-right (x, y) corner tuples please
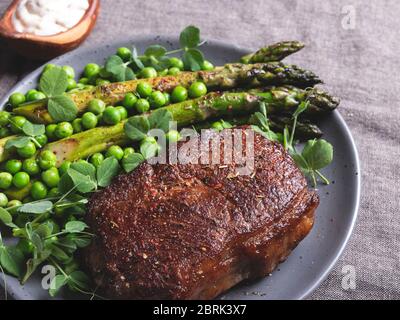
(0, 0), (399, 300)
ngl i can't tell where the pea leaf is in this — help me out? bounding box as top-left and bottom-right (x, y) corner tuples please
(124, 67), (136, 81)
(96, 157), (120, 187)
(145, 45), (167, 58)
(64, 221), (88, 233)
(140, 141), (159, 160)
(48, 95), (78, 122)
(0, 245), (24, 278)
(105, 55), (135, 82)
(183, 48), (204, 71)
(148, 109), (173, 132)
(180, 25), (200, 48)
(58, 172), (75, 194)
(67, 168), (97, 193)
(70, 162), (96, 182)
(124, 116), (150, 141)
(131, 46), (145, 70)
(105, 55), (126, 75)
(0, 207), (13, 226)
(293, 101), (309, 118)
(68, 271), (90, 290)
(39, 67), (68, 97)
(122, 153), (145, 173)
(49, 274), (68, 297)
(22, 121), (45, 137)
(18, 201), (53, 214)
(5, 136), (31, 150)
(302, 139), (333, 170)
(67, 234), (91, 248)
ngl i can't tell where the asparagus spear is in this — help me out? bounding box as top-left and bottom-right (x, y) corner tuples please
(41, 86), (335, 165)
(0, 86), (338, 165)
(0, 135), (16, 163)
(241, 41), (305, 64)
(194, 115), (323, 140)
(13, 62), (321, 124)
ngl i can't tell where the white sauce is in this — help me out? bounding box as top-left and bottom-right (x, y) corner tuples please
(12, 0), (89, 36)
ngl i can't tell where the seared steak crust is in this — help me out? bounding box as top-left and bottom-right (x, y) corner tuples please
(84, 128), (319, 299)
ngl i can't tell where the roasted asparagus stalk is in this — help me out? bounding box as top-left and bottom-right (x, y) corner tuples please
(241, 41), (304, 64)
(0, 86), (338, 165)
(13, 62), (321, 124)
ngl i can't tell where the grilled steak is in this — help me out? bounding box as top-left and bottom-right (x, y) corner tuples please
(84, 127), (319, 299)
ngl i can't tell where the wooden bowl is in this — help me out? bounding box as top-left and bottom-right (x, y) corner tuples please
(0, 0), (100, 60)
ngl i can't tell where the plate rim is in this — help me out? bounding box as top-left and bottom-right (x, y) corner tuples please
(0, 36), (361, 300)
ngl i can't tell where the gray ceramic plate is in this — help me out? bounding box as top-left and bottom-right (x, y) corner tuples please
(0, 37), (360, 300)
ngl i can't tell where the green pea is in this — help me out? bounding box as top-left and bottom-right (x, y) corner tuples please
(35, 134), (48, 147)
(88, 99), (106, 115)
(12, 172), (30, 189)
(158, 69), (169, 76)
(55, 122), (74, 139)
(211, 121), (224, 131)
(10, 116), (27, 134)
(96, 78), (110, 86)
(116, 47), (132, 61)
(166, 130), (181, 143)
(17, 141), (37, 158)
(136, 82), (153, 98)
(22, 158), (40, 175)
(67, 78), (77, 91)
(8, 92), (26, 108)
(30, 181), (48, 200)
(163, 92), (171, 105)
(0, 172), (13, 189)
(149, 91), (167, 109)
(38, 150), (57, 170)
(168, 67), (181, 76)
(0, 127), (10, 138)
(48, 187), (60, 197)
(169, 57), (184, 70)
(84, 63), (100, 78)
(106, 145), (124, 160)
(7, 199), (22, 209)
(79, 77), (89, 85)
(62, 65), (75, 79)
(124, 147), (135, 156)
(41, 167), (60, 188)
(82, 112), (98, 129)
(123, 93), (138, 110)
(171, 85), (188, 103)
(140, 67), (157, 79)
(5, 159), (22, 174)
(90, 153), (104, 167)
(103, 107), (121, 125)
(59, 161), (71, 176)
(45, 124), (57, 140)
(135, 99), (150, 113)
(27, 90), (45, 101)
(201, 60), (214, 71)
(72, 118), (83, 133)
(188, 82), (207, 98)
(0, 193), (8, 207)
(0, 111), (11, 126)
(115, 106), (128, 120)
